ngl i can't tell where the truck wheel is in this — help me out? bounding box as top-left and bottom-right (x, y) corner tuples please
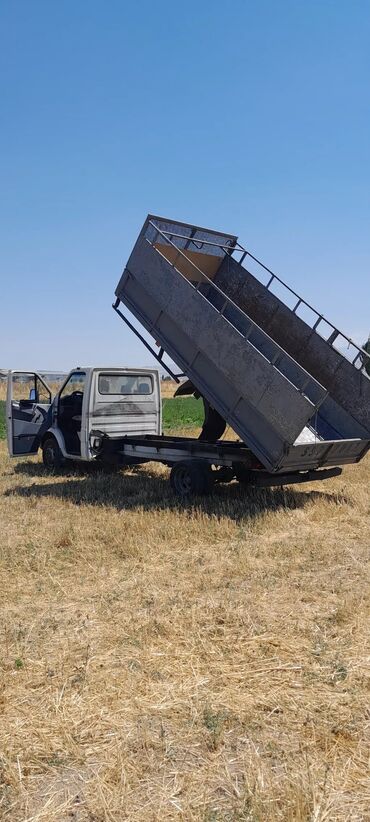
(170, 460), (214, 497)
(42, 436), (64, 470)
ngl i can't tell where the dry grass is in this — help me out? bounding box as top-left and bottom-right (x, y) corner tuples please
(160, 380), (178, 399)
(0, 437), (369, 820)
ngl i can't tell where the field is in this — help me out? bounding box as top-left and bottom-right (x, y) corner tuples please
(0, 381), (369, 820)
(162, 396), (204, 431)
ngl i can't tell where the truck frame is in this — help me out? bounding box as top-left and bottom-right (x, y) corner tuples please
(90, 430), (343, 496)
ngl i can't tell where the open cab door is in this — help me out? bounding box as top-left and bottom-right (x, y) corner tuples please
(7, 372), (53, 457)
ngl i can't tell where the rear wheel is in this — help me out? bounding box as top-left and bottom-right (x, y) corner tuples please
(42, 436), (64, 470)
(170, 460), (214, 498)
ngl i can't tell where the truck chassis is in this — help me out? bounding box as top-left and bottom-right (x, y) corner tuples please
(92, 432), (342, 497)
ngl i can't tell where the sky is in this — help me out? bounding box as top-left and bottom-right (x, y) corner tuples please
(0, 0), (369, 373)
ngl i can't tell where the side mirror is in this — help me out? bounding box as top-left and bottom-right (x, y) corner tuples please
(29, 388), (37, 402)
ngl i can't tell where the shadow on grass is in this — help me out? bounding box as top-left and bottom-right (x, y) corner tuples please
(7, 461), (348, 522)
(13, 459), (113, 477)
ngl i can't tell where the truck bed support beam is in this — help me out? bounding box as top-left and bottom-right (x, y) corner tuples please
(113, 299), (183, 383)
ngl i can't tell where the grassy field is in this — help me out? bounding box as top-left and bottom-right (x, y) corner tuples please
(162, 396), (204, 431)
(0, 383), (369, 820)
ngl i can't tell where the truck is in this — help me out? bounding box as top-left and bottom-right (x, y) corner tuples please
(6, 365), (347, 494)
(7, 214), (370, 496)
(7, 367), (161, 469)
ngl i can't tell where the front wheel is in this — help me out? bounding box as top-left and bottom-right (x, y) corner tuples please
(42, 436), (65, 470)
(170, 460), (214, 498)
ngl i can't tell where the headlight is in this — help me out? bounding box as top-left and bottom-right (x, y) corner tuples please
(90, 432), (104, 452)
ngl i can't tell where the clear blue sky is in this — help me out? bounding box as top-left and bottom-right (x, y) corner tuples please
(1, 0), (369, 372)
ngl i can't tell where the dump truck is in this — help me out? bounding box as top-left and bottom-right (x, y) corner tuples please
(7, 216), (369, 496)
(102, 214), (370, 495)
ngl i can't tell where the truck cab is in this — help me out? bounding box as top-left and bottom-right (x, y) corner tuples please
(7, 366), (161, 469)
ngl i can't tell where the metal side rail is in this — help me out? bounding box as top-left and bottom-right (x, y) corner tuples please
(144, 216), (370, 434)
(95, 433), (257, 466)
(145, 223), (327, 408)
(146, 217), (370, 373)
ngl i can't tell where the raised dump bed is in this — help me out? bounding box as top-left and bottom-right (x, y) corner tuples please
(114, 215), (370, 473)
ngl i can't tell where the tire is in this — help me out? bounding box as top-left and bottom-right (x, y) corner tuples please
(170, 460), (214, 498)
(42, 436), (65, 470)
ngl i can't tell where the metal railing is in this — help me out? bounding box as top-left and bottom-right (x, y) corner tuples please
(146, 220), (328, 404)
(148, 218), (370, 371)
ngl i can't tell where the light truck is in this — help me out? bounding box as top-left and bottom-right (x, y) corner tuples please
(7, 366), (161, 469)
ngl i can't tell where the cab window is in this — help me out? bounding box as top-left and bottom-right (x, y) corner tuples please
(98, 374), (153, 395)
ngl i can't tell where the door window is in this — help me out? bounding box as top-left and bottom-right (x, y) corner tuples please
(10, 373), (51, 404)
(11, 374), (36, 402)
(36, 376), (52, 404)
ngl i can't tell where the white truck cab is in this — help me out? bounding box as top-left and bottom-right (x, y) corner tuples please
(7, 367), (161, 469)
